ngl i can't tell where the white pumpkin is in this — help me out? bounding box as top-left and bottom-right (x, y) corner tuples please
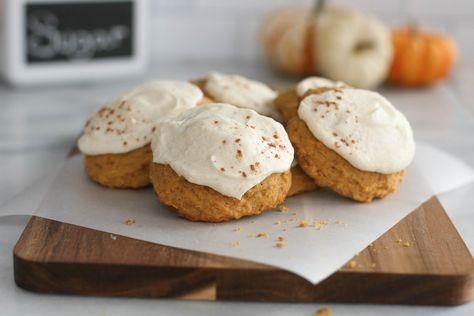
(260, 6), (392, 89)
(316, 8), (392, 89)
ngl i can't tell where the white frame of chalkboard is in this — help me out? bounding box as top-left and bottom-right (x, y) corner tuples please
(2, 0), (148, 85)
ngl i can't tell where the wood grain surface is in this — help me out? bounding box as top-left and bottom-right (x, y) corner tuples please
(13, 197), (474, 305)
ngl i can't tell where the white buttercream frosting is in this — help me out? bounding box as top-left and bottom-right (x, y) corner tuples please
(204, 72), (282, 121)
(298, 88), (415, 174)
(78, 81), (203, 155)
(151, 103), (294, 199)
(296, 76), (347, 97)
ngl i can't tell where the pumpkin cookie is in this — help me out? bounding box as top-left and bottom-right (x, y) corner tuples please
(287, 164), (318, 197)
(194, 72), (282, 121)
(150, 103), (294, 222)
(78, 80), (204, 189)
(287, 88), (415, 202)
(150, 164), (291, 222)
(275, 76), (346, 123)
(84, 145), (152, 189)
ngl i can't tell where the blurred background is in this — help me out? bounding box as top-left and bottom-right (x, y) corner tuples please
(149, 0), (474, 64)
(1, 0), (473, 200)
(2, 0), (473, 84)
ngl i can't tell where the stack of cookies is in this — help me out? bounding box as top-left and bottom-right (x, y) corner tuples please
(78, 73), (415, 222)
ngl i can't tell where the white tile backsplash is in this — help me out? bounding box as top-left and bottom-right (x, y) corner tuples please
(148, 0), (474, 63)
(151, 13), (239, 62)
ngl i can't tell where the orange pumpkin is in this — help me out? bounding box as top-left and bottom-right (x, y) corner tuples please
(260, 7), (316, 76)
(388, 27), (457, 86)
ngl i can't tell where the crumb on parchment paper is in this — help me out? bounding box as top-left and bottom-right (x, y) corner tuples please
(124, 218), (136, 225)
(314, 307), (333, 316)
(298, 220), (311, 228)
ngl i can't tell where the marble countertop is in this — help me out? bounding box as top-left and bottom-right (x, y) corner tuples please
(1, 61), (473, 315)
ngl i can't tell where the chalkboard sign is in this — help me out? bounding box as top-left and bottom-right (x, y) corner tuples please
(26, 2), (134, 63)
(0, 0), (148, 86)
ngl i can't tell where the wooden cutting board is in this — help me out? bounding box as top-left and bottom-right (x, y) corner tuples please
(13, 196), (474, 305)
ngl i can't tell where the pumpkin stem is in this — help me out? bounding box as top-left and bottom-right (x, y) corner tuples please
(353, 41), (374, 54)
(314, 0), (327, 14)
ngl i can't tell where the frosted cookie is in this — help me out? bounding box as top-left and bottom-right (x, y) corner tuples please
(275, 76), (347, 123)
(150, 103), (294, 222)
(287, 88), (415, 202)
(193, 72), (282, 121)
(78, 80), (204, 189)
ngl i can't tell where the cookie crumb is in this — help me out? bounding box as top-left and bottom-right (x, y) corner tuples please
(278, 205), (289, 212)
(229, 241), (240, 248)
(256, 232), (268, 238)
(110, 234), (117, 240)
(314, 307), (332, 316)
(277, 236), (285, 241)
(232, 227), (242, 232)
(124, 218), (136, 225)
(314, 221), (322, 230)
(395, 239), (412, 247)
(371, 263), (376, 268)
(275, 242), (284, 248)
(298, 220), (310, 228)
(274, 220), (281, 225)
(347, 260), (357, 269)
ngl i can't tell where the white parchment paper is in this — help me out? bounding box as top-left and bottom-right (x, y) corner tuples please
(1, 142), (473, 284)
